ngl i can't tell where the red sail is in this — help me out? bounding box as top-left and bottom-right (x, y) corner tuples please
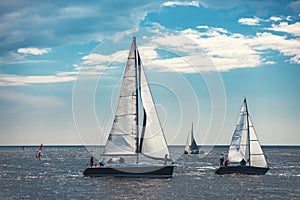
(38, 143), (43, 151)
(36, 143), (43, 159)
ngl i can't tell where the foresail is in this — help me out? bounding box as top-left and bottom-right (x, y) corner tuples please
(184, 131), (191, 152)
(139, 58), (171, 161)
(102, 39), (137, 156)
(228, 100), (250, 164)
(248, 116), (268, 167)
(190, 124), (199, 151)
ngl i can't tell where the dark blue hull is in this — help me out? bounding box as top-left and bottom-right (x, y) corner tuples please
(83, 165), (174, 178)
(184, 150), (199, 154)
(215, 166), (269, 175)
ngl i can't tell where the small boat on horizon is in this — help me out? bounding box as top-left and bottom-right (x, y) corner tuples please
(215, 98), (270, 175)
(83, 37), (174, 178)
(184, 123), (200, 154)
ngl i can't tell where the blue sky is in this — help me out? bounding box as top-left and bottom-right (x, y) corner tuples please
(0, 0), (299, 145)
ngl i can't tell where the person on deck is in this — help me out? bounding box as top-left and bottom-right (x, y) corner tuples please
(99, 159), (105, 167)
(240, 158), (246, 166)
(164, 154), (168, 166)
(219, 154), (224, 166)
(90, 157), (94, 167)
(224, 159), (230, 167)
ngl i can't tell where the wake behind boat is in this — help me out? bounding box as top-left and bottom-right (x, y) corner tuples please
(215, 98), (269, 175)
(83, 37), (174, 178)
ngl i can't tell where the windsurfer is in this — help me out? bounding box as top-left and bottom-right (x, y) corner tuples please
(36, 151), (42, 160)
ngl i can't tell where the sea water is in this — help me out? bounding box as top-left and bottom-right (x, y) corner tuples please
(0, 146), (299, 199)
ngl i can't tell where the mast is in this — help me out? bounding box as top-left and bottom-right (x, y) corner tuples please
(190, 122), (194, 147)
(191, 123), (193, 145)
(244, 98), (251, 166)
(134, 37), (140, 164)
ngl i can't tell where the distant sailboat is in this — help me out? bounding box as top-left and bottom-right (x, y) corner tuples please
(83, 37), (174, 178)
(215, 98), (269, 175)
(184, 123), (199, 154)
(35, 143), (43, 160)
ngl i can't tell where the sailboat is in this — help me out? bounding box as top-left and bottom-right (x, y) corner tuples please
(215, 98), (269, 175)
(184, 123), (199, 154)
(35, 143), (43, 160)
(83, 37), (174, 178)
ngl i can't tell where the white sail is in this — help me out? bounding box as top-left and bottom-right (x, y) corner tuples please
(184, 131), (191, 153)
(139, 57), (171, 161)
(228, 99), (268, 167)
(248, 116), (268, 167)
(228, 100), (249, 164)
(102, 39), (137, 156)
(190, 123), (199, 151)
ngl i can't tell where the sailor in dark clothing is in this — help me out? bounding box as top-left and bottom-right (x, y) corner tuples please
(90, 157), (94, 167)
(240, 158), (246, 166)
(219, 154), (224, 166)
(99, 159), (105, 166)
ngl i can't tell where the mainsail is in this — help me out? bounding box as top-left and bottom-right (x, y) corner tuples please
(103, 37), (171, 162)
(227, 99), (267, 167)
(102, 39), (137, 156)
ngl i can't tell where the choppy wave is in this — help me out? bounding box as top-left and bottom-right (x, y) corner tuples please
(0, 146), (299, 199)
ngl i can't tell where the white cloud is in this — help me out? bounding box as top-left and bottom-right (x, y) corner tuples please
(59, 6), (98, 19)
(162, 1), (200, 7)
(196, 25), (209, 29)
(238, 17), (261, 26)
(76, 24), (300, 74)
(266, 22), (300, 37)
(0, 73), (76, 86)
(253, 32), (300, 64)
(286, 16), (292, 21)
(263, 60), (276, 65)
(17, 47), (51, 55)
(81, 51), (128, 66)
(0, 0), (165, 61)
(269, 16), (282, 21)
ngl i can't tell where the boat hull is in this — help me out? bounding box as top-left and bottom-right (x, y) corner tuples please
(184, 150), (199, 154)
(83, 165), (174, 178)
(215, 166), (269, 175)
